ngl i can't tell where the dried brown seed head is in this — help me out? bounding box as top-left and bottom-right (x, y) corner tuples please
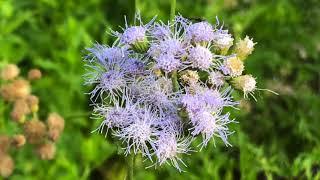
(24, 120), (46, 144)
(0, 79), (31, 101)
(48, 129), (61, 142)
(47, 113), (65, 132)
(26, 95), (39, 112)
(11, 99), (31, 122)
(0, 64), (20, 81)
(0, 135), (10, 153)
(11, 134), (26, 148)
(0, 153), (14, 178)
(28, 69), (42, 80)
(47, 113), (64, 142)
(37, 143), (56, 160)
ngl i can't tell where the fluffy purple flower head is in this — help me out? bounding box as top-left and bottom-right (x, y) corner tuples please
(122, 58), (145, 75)
(100, 71), (125, 91)
(114, 105), (158, 159)
(151, 23), (171, 40)
(89, 70), (125, 102)
(120, 26), (146, 45)
(189, 111), (234, 147)
(213, 29), (233, 49)
(208, 71), (224, 87)
(181, 94), (205, 118)
(86, 45), (125, 65)
(187, 22), (214, 43)
(130, 76), (178, 113)
(156, 54), (181, 73)
(188, 46), (213, 70)
(200, 89), (225, 110)
(93, 103), (134, 135)
(159, 39), (185, 56)
(104, 47), (126, 62)
(154, 133), (191, 172)
(157, 113), (182, 134)
(148, 38), (185, 58)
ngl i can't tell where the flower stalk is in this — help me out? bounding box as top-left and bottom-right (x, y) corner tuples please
(127, 154), (134, 180)
(170, 0), (179, 92)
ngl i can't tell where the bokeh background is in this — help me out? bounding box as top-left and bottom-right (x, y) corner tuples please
(1, 0), (320, 179)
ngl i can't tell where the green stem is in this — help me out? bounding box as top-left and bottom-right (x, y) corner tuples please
(170, 0), (176, 22)
(170, 0), (179, 92)
(171, 71), (179, 92)
(135, 0), (139, 14)
(127, 154), (134, 180)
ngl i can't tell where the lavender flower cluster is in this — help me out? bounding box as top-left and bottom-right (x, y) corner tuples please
(84, 14), (258, 171)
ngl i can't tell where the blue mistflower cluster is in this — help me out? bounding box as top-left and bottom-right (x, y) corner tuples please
(84, 13), (259, 171)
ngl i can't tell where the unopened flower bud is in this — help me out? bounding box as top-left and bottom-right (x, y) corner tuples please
(24, 120), (46, 144)
(28, 69), (42, 80)
(0, 64), (20, 81)
(0, 153), (14, 178)
(235, 36), (256, 60)
(231, 75), (256, 95)
(11, 99), (30, 123)
(11, 134), (26, 148)
(221, 56), (244, 77)
(132, 39), (149, 53)
(47, 113), (64, 142)
(37, 143), (56, 160)
(26, 95), (39, 113)
(0, 135), (10, 153)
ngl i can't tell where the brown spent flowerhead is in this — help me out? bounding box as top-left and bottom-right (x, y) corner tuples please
(24, 120), (46, 144)
(180, 70), (199, 85)
(10, 99), (31, 123)
(0, 64), (20, 81)
(28, 69), (42, 80)
(0, 84), (14, 102)
(48, 129), (61, 142)
(37, 143), (56, 160)
(47, 113), (65, 141)
(0, 135), (11, 153)
(11, 134), (26, 148)
(0, 153), (14, 178)
(11, 79), (31, 99)
(26, 95), (39, 113)
(47, 113), (65, 131)
(0, 79), (31, 102)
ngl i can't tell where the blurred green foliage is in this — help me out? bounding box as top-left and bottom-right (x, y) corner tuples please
(0, 0), (320, 179)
